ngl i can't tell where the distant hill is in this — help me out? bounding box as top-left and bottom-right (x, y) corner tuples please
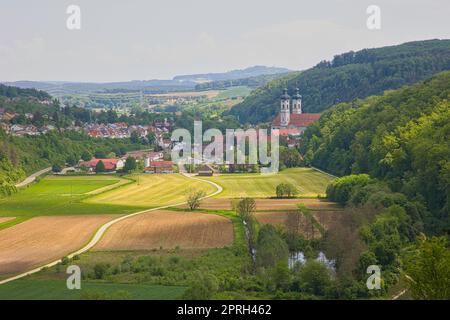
(3, 66), (291, 96)
(194, 72), (292, 91)
(173, 66), (292, 83)
(228, 39), (450, 124)
(2, 80), (197, 96)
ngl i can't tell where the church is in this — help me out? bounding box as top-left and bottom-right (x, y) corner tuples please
(271, 88), (320, 136)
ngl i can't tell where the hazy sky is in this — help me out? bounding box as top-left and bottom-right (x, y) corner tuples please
(1, 0), (449, 82)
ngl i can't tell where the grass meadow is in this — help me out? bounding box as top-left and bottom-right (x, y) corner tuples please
(203, 168), (333, 198)
(0, 175), (141, 228)
(0, 279), (185, 300)
(87, 173), (216, 207)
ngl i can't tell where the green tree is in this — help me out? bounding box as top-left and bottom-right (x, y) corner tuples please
(123, 156), (137, 173)
(95, 160), (106, 173)
(130, 131), (140, 144)
(182, 273), (219, 300)
(186, 189), (206, 210)
(296, 260), (333, 296)
(81, 151), (92, 161)
(52, 163), (62, 173)
(403, 237), (450, 300)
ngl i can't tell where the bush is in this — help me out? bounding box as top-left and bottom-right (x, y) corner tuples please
(276, 183), (298, 198)
(326, 174), (373, 204)
(182, 273), (219, 300)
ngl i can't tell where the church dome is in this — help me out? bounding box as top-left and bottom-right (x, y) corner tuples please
(281, 88), (290, 100)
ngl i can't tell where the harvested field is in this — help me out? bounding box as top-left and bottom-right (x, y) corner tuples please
(177, 198), (339, 211)
(95, 210), (233, 251)
(0, 215), (119, 276)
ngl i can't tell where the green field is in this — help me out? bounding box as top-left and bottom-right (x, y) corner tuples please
(0, 175), (141, 223)
(203, 168), (334, 198)
(0, 279), (185, 300)
(215, 86), (252, 99)
(87, 173), (216, 207)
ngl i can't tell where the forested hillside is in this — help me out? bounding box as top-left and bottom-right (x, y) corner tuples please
(0, 84), (52, 101)
(228, 39), (450, 124)
(300, 71), (450, 233)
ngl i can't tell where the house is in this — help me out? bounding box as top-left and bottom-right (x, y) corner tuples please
(271, 88), (321, 136)
(144, 160), (175, 174)
(79, 158), (125, 172)
(197, 164), (214, 176)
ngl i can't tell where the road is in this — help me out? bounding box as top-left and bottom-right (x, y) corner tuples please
(0, 173), (223, 285)
(14, 167), (52, 188)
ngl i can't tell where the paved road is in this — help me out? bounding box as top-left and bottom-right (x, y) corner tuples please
(0, 173), (223, 285)
(15, 167), (52, 188)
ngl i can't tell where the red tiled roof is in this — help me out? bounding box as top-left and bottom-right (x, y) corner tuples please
(272, 113), (321, 127)
(80, 158), (120, 170)
(278, 128), (301, 136)
(148, 161), (174, 167)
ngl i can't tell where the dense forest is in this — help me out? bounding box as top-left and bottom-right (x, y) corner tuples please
(228, 39), (450, 124)
(0, 84), (52, 101)
(300, 71), (450, 234)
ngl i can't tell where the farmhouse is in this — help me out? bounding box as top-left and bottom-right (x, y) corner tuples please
(197, 164), (214, 176)
(79, 158), (125, 172)
(144, 160), (175, 174)
(271, 88), (320, 136)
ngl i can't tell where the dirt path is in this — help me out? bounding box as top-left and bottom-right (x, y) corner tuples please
(15, 167), (51, 188)
(0, 174), (223, 285)
(0, 215), (120, 276)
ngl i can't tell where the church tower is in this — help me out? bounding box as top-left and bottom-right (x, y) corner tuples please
(292, 88), (302, 114)
(280, 88), (290, 126)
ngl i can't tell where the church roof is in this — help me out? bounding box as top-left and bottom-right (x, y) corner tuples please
(272, 113), (321, 127)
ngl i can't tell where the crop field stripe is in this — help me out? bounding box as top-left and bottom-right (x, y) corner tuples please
(0, 173), (222, 285)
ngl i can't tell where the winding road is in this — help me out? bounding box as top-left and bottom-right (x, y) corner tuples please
(0, 173), (223, 285)
(14, 167), (52, 188)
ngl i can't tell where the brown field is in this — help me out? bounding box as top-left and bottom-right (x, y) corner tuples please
(94, 210), (234, 251)
(0, 217), (15, 224)
(0, 215), (119, 276)
(177, 198), (339, 211)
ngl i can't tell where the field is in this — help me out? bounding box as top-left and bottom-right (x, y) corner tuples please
(202, 168), (333, 198)
(87, 174), (216, 208)
(177, 197), (339, 211)
(0, 215), (120, 276)
(0, 175), (140, 221)
(0, 279), (185, 300)
(94, 210), (233, 251)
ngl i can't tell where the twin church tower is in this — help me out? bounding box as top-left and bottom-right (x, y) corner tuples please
(271, 88), (320, 135)
(280, 88), (302, 126)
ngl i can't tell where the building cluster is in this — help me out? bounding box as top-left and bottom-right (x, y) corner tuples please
(76, 149), (175, 174)
(271, 88), (321, 136)
(83, 119), (174, 149)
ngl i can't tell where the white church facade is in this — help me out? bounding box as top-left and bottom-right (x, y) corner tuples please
(271, 88), (321, 136)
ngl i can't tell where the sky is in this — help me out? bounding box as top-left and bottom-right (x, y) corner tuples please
(1, 0), (449, 82)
